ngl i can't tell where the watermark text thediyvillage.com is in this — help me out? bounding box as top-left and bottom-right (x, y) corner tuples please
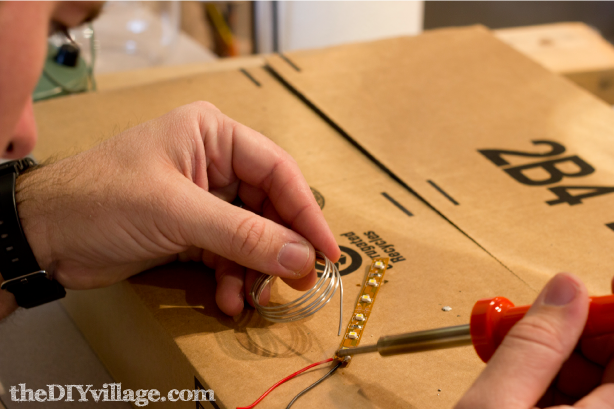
(10, 383), (214, 407)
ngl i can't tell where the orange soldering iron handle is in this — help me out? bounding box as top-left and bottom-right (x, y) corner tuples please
(470, 294), (614, 363)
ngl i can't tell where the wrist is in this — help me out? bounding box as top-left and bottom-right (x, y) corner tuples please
(15, 166), (54, 273)
(0, 160), (66, 309)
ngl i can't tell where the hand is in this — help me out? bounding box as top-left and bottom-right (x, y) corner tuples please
(9, 102), (340, 318)
(456, 273), (614, 409)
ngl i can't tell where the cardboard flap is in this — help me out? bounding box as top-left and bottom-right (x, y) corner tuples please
(266, 26), (614, 294)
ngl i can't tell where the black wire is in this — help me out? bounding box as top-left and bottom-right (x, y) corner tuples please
(286, 361), (342, 409)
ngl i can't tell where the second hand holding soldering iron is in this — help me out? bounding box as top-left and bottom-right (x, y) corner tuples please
(336, 294), (614, 363)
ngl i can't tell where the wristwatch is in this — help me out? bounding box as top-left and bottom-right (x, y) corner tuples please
(0, 158), (65, 308)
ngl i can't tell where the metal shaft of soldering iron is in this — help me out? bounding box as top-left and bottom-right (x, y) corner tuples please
(336, 324), (472, 358)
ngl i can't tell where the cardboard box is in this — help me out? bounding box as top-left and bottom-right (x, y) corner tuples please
(266, 25), (614, 297)
(495, 22), (614, 104)
(33, 62), (534, 408)
(34, 25), (614, 408)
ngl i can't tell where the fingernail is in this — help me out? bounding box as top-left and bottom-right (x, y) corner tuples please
(278, 242), (310, 275)
(543, 274), (579, 306)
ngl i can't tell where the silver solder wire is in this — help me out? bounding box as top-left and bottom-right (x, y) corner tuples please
(250, 251), (344, 335)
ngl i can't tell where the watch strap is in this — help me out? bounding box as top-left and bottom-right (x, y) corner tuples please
(0, 172), (42, 276)
(0, 160), (65, 308)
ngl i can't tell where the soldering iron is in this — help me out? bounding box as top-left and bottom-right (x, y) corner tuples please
(336, 295), (614, 362)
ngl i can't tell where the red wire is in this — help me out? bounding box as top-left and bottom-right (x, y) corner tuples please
(236, 358), (334, 409)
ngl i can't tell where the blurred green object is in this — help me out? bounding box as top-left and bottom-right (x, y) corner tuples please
(33, 24), (96, 102)
(33, 44), (91, 101)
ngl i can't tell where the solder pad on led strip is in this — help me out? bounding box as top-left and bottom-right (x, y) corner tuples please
(334, 257), (389, 365)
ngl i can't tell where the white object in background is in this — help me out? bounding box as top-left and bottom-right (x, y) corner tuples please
(88, 1), (214, 74)
(92, 2), (180, 73)
(255, 1), (424, 53)
(89, 0), (217, 74)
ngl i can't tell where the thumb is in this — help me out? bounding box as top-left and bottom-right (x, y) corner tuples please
(456, 273), (589, 409)
(177, 184), (317, 280)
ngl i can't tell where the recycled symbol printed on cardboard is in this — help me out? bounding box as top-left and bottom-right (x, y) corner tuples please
(316, 246), (362, 277)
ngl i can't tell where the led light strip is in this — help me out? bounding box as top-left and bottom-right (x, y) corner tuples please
(334, 257), (390, 366)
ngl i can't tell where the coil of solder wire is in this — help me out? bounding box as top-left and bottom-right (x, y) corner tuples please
(251, 251), (344, 335)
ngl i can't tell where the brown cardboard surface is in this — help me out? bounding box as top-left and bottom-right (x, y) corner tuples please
(95, 55), (266, 92)
(495, 23), (614, 74)
(563, 69), (614, 105)
(495, 23), (614, 104)
(266, 26), (614, 296)
(35, 66), (534, 408)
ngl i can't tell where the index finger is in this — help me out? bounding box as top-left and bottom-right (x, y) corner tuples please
(204, 113), (340, 262)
